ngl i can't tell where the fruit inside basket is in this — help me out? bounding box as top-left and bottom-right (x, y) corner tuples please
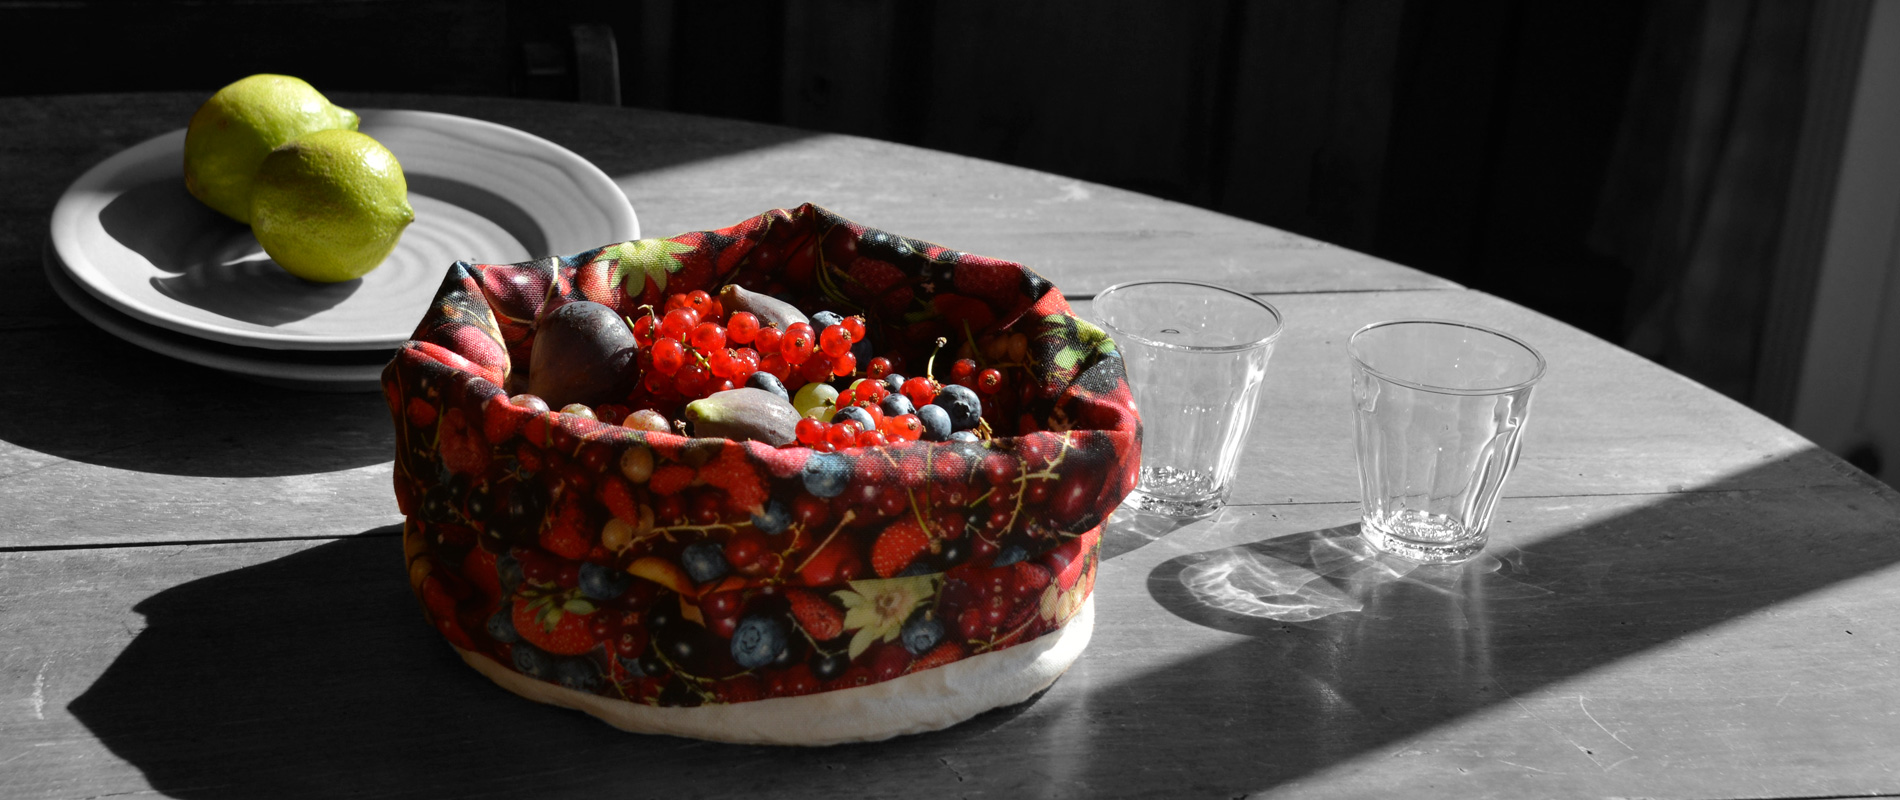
(382, 203), (1140, 741)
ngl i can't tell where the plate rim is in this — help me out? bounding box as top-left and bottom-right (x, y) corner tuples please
(47, 108), (638, 352)
(42, 241), (389, 392)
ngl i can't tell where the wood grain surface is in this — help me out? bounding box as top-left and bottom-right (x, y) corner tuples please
(2, 93), (1897, 800)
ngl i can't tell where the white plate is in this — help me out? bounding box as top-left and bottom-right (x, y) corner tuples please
(48, 109), (639, 352)
(44, 243), (390, 392)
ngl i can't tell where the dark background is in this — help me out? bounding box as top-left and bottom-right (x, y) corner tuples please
(0, 0), (1870, 468)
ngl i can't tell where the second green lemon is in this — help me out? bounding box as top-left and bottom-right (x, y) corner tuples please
(250, 129), (415, 283)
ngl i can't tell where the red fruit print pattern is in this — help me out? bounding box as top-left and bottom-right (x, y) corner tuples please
(787, 589), (845, 640)
(511, 596), (598, 655)
(871, 517), (931, 578)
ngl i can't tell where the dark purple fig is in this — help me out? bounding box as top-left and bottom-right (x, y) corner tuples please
(528, 300), (639, 409)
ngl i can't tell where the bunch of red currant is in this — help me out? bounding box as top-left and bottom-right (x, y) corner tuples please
(625, 289), (867, 405)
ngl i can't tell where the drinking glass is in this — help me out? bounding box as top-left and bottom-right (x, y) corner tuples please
(1349, 319), (1545, 564)
(1094, 281), (1283, 517)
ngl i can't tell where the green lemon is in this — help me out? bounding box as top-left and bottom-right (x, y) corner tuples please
(183, 74), (360, 224)
(250, 129), (415, 283)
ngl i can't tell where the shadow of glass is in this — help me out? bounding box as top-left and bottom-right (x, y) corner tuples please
(1080, 462), (1900, 793)
(0, 319), (392, 477)
(1161, 523), (1551, 628)
(1100, 504), (1202, 561)
(63, 532), (1061, 799)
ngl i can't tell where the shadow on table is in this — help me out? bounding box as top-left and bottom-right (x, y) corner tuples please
(65, 455), (1900, 798)
(0, 318), (392, 477)
(65, 527), (1052, 799)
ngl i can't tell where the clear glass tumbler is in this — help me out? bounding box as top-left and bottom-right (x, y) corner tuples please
(1094, 281), (1284, 517)
(1349, 319), (1545, 564)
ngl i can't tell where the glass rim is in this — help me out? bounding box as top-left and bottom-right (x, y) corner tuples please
(1092, 280), (1285, 353)
(1348, 318), (1547, 396)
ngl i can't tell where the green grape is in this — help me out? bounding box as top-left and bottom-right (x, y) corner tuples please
(792, 382), (839, 419)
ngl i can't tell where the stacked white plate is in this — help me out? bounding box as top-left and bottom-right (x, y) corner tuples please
(46, 109), (639, 391)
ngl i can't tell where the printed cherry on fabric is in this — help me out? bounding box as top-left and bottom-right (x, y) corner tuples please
(383, 203), (1141, 744)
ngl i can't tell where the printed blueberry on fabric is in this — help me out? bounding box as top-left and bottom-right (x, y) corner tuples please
(384, 204), (1140, 708)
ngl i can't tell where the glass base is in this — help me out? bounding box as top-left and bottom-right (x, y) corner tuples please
(1123, 488), (1223, 518)
(1359, 510), (1485, 564)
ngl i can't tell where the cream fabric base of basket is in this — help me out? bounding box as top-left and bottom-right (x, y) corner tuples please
(457, 596), (1095, 746)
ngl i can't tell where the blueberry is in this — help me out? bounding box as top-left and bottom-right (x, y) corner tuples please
(745, 371), (790, 402)
(931, 384), (982, 430)
(880, 394), (915, 417)
(948, 430), (980, 442)
(851, 337), (874, 365)
(882, 373), (906, 394)
(513, 643), (555, 679)
(994, 544), (1029, 567)
(811, 310), (843, 333)
(915, 404), (952, 441)
(486, 609), (521, 643)
(901, 609), (945, 655)
(830, 404), (876, 431)
(555, 658), (602, 692)
(802, 453), (851, 497)
(752, 498), (792, 535)
(578, 562), (631, 600)
(730, 614), (789, 669)
(680, 541), (730, 584)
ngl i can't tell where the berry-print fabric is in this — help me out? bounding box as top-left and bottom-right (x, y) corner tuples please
(385, 204), (1140, 715)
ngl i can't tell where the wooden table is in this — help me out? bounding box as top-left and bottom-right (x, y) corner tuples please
(3, 93), (1897, 799)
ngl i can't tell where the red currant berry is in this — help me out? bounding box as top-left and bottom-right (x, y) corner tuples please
(866, 356), (893, 379)
(901, 377), (937, 407)
(781, 323), (815, 364)
(831, 352), (857, 377)
(664, 293), (690, 312)
(684, 289), (713, 317)
(706, 299), (724, 322)
(710, 378), (736, 394)
(631, 314), (656, 347)
(675, 362), (711, 397)
(826, 422), (860, 449)
(977, 368), (1004, 394)
(800, 354), (835, 385)
(795, 417), (827, 446)
(753, 326), (782, 354)
(658, 308), (698, 342)
(727, 312), (760, 344)
(951, 358), (977, 383)
(690, 322), (727, 352)
(855, 430), (887, 447)
(819, 325), (852, 359)
(891, 414), (924, 441)
(708, 347), (739, 378)
(761, 353), (791, 383)
(651, 338), (685, 375)
(841, 315), (866, 341)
